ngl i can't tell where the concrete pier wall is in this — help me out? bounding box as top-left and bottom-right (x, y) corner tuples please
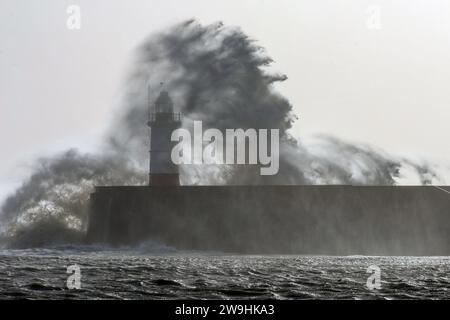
(86, 186), (450, 255)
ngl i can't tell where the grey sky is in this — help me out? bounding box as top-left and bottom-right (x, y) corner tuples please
(1, 0), (449, 200)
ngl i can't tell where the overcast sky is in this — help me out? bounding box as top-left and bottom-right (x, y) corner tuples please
(1, 0), (449, 200)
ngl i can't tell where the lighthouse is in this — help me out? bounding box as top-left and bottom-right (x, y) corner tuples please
(147, 89), (181, 186)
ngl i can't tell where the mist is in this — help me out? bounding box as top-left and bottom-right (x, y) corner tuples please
(0, 20), (446, 248)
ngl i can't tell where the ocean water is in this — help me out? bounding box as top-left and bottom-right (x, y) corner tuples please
(0, 246), (449, 300)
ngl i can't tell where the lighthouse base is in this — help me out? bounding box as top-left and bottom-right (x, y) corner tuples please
(149, 174), (180, 186)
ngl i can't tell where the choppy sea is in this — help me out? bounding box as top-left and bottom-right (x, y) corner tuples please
(0, 245), (449, 300)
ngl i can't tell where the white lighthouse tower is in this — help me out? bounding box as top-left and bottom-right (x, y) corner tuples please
(147, 89), (181, 186)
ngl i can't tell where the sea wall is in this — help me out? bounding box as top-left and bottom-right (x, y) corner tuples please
(86, 186), (450, 255)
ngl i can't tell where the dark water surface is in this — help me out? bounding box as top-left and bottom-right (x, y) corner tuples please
(0, 247), (449, 299)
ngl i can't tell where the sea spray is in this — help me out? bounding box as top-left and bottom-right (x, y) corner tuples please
(0, 20), (445, 248)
